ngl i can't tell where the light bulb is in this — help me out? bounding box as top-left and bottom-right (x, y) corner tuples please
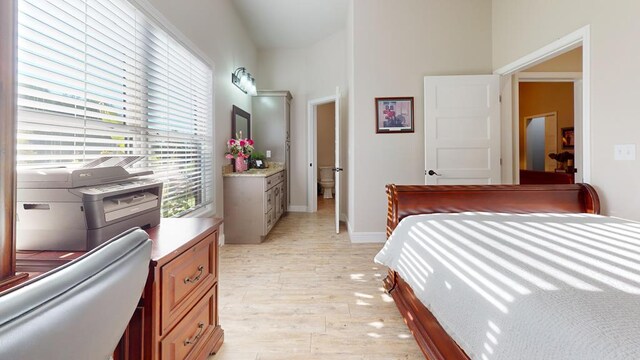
(239, 72), (249, 90)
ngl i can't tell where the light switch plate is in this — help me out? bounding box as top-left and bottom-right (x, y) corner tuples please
(614, 144), (636, 161)
(266, 150), (271, 158)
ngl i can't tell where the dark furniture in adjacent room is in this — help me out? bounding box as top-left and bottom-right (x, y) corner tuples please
(519, 169), (575, 184)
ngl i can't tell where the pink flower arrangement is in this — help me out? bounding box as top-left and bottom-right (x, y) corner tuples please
(225, 137), (254, 159)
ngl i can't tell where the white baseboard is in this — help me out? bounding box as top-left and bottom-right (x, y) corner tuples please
(346, 217), (353, 233)
(288, 205), (308, 212)
(345, 217), (386, 243)
(340, 213), (348, 222)
(219, 233), (225, 245)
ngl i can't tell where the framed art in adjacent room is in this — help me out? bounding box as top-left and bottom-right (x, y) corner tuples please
(375, 97), (414, 133)
(561, 127), (574, 149)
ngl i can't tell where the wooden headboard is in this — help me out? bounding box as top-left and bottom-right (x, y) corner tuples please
(385, 184), (600, 238)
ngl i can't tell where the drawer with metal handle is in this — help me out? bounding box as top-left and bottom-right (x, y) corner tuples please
(160, 231), (217, 335)
(264, 171), (283, 191)
(160, 285), (217, 360)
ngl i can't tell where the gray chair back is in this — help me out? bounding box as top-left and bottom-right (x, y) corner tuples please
(0, 228), (151, 360)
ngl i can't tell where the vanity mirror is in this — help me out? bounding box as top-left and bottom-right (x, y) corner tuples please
(232, 105), (251, 139)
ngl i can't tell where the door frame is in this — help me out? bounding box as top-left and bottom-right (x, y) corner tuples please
(495, 25), (591, 183)
(307, 95), (338, 213)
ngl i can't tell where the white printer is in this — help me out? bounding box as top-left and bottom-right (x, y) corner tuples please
(16, 156), (163, 251)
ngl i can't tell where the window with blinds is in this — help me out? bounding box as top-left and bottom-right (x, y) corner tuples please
(17, 0), (214, 217)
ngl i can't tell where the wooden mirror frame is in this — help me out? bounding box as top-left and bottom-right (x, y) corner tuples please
(231, 105), (251, 139)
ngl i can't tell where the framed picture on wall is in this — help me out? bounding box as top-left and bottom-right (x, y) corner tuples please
(375, 97), (414, 133)
(561, 127), (574, 149)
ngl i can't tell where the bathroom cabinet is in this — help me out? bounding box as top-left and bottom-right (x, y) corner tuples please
(223, 168), (286, 244)
(252, 91), (292, 209)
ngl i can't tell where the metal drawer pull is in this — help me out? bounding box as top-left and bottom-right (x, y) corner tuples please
(183, 265), (204, 284)
(183, 322), (205, 346)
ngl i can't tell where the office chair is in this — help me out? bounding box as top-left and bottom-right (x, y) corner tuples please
(0, 228), (152, 360)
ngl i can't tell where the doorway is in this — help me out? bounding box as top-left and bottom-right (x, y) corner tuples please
(316, 102), (336, 211)
(515, 65), (581, 183)
(307, 89), (342, 233)
(495, 25), (590, 184)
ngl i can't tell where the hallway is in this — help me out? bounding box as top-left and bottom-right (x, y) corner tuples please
(213, 198), (423, 359)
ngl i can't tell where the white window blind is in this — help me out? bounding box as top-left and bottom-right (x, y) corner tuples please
(17, 0), (214, 217)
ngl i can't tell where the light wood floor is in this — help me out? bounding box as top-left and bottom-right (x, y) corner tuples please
(211, 197), (424, 359)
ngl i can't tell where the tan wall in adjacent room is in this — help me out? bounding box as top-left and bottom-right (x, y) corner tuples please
(518, 82), (574, 169)
(524, 47), (582, 72)
(317, 102), (336, 174)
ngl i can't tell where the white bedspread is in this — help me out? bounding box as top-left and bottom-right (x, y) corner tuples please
(375, 212), (640, 360)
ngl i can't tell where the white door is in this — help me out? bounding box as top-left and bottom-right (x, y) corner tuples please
(424, 75), (501, 184)
(334, 87), (342, 234)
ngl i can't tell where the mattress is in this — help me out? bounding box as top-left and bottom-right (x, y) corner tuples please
(375, 212), (640, 360)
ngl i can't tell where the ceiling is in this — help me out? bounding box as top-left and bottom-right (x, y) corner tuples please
(232, 0), (349, 49)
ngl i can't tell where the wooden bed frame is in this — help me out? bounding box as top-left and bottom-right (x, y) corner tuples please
(383, 184), (601, 360)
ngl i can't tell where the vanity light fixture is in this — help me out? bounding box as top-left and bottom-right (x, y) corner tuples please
(231, 67), (257, 96)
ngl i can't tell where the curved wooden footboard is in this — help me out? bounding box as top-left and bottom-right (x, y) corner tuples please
(383, 184), (601, 359)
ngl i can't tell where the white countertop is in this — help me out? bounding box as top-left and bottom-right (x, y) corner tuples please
(223, 164), (284, 178)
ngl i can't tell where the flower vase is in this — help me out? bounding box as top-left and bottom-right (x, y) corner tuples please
(235, 157), (246, 173)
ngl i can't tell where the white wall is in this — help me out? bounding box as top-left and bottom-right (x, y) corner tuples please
(348, 0), (493, 236)
(142, 0), (258, 225)
(493, 0), (640, 220)
(258, 30), (348, 212)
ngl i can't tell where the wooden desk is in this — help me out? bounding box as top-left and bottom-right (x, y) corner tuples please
(16, 250), (84, 273)
(15, 217), (224, 360)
